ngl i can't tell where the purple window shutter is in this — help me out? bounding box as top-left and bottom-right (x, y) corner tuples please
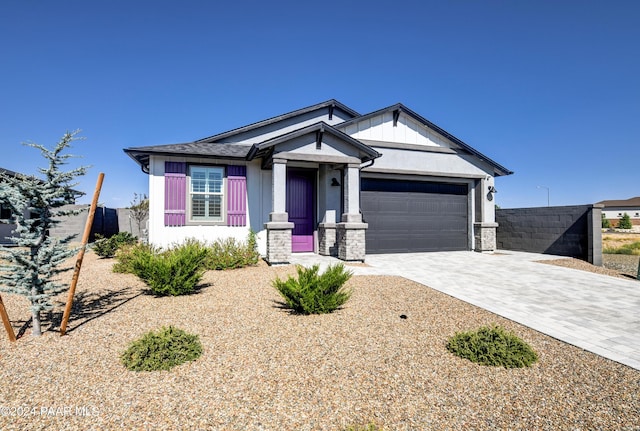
(227, 165), (247, 227)
(164, 162), (186, 226)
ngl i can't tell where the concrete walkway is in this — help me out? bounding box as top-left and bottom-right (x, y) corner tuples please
(290, 251), (640, 371)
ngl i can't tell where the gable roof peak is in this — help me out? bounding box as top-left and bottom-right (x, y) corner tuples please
(336, 102), (513, 177)
(196, 99), (359, 144)
(246, 120), (380, 163)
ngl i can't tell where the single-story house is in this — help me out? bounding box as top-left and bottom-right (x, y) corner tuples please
(598, 197), (640, 227)
(124, 100), (512, 263)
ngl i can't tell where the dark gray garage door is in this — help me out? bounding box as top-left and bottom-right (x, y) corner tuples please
(361, 178), (469, 253)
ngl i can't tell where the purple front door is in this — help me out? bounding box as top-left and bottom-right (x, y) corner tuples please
(287, 169), (315, 252)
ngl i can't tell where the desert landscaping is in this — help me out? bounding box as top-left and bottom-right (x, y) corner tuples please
(1, 243), (639, 430)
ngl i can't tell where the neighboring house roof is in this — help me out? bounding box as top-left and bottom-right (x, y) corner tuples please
(0, 167), (29, 178)
(337, 103), (513, 177)
(597, 197), (640, 208)
(0, 167), (82, 200)
(246, 121), (381, 163)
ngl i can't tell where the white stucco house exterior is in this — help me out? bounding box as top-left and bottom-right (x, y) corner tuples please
(598, 197), (640, 228)
(124, 100), (512, 263)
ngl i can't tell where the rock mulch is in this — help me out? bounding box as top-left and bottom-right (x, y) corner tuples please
(1, 252), (639, 430)
(542, 254), (639, 280)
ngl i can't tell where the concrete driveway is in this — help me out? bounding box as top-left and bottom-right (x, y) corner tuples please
(290, 250), (640, 370)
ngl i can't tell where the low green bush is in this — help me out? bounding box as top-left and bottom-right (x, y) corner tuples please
(343, 422), (382, 431)
(205, 231), (260, 270)
(343, 423), (383, 431)
(112, 243), (151, 273)
(130, 240), (209, 296)
(273, 264), (353, 314)
(446, 325), (538, 368)
(92, 232), (138, 258)
(121, 326), (202, 371)
(604, 241), (640, 255)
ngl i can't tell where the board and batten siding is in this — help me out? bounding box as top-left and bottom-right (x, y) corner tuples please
(343, 112), (450, 148)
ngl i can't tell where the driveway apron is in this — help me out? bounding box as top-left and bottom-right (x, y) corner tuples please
(360, 251), (640, 371)
(292, 251), (640, 370)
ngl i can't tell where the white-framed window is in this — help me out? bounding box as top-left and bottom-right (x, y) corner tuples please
(189, 166), (224, 222)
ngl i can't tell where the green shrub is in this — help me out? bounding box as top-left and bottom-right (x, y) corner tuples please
(604, 241), (640, 255)
(121, 326), (202, 371)
(602, 214), (611, 229)
(112, 242), (150, 273)
(273, 264), (353, 314)
(343, 423), (383, 431)
(130, 240), (208, 296)
(618, 213), (633, 229)
(205, 231), (260, 270)
(92, 232), (138, 258)
(446, 325), (538, 368)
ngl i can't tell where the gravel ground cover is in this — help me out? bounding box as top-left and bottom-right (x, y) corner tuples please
(1, 252), (639, 430)
(542, 254), (640, 280)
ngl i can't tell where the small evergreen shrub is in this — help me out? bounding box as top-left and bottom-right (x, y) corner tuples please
(92, 232), (138, 258)
(121, 326), (203, 371)
(618, 213), (633, 230)
(130, 240), (209, 296)
(273, 264), (353, 314)
(205, 231), (260, 270)
(601, 214), (611, 229)
(446, 325), (538, 368)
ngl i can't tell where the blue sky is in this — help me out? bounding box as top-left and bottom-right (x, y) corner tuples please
(1, 0), (638, 209)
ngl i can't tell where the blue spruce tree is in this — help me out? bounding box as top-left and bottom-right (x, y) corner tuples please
(0, 131), (87, 336)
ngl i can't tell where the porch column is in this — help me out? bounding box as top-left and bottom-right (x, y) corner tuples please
(265, 158), (293, 264)
(342, 164), (361, 222)
(474, 177), (498, 252)
(337, 163), (367, 261)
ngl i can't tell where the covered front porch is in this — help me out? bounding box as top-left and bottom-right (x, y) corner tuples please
(245, 122), (380, 265)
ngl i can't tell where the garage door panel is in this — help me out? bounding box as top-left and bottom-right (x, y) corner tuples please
(361, 179), (468, 254)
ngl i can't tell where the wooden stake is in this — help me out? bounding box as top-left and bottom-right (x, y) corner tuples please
(60, 173), (104, 336)
(0, 293), (16, 342)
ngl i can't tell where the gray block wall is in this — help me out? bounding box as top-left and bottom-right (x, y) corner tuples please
(48, 205), (147, 243)
(496, 205), (602, 265)
(2, 205), (148, 245)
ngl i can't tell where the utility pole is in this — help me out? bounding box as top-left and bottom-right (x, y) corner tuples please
(537, 185), (550, 207)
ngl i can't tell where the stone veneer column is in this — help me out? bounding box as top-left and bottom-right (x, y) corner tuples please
(474, 222), (498, 252)
(337, 164), (367, 261)
(337, 218), (367, 261)
(318, 222), (337, 256)
(265, 219), (294, 264)
(265, 159), (293, 264)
